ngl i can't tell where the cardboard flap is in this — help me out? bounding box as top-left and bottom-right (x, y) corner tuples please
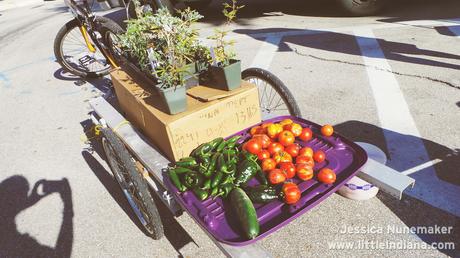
(187, 82), (250, 101)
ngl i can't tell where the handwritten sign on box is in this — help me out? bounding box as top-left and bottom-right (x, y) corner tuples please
(169, 89), (261, 160)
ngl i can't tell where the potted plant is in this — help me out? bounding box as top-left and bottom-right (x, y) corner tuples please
(119, 7), (205, 114)
(206, 0), (244, 91)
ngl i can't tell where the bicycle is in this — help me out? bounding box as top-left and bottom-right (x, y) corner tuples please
(54, 0), (124, 78)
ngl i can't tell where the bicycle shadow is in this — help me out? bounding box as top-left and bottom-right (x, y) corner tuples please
(80, 119), (196, 257)
(0, 176), (74, 258)
(334, 120), (460, 257)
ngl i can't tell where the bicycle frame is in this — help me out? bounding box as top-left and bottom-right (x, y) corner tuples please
(65, 0), (118, 67)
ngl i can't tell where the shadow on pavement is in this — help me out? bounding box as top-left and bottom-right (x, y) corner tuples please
(0, 176), (74, 258)
(334, 120), (460, 257)
(80, 119), (196, 256)
(234, 27), (460, 71)
(53, 68), (113, 95)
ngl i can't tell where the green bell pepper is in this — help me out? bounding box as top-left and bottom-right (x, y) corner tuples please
(234, 159), (259, 186)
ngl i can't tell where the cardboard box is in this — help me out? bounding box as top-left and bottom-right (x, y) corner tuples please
(110, 69), (261, 161)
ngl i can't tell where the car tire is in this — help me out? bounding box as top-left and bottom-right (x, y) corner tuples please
(336, 0), (385, 16)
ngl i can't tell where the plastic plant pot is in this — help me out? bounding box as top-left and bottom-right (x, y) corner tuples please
(208, 59), (242, 91)
(184, 62), (199, 89)
(158, 86), (187, 115)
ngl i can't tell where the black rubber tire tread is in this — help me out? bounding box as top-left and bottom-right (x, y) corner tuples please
(242, 68), (302, 117)
(98, 16), (125, 66)
(100, 127), (164, 240)
(185, 0), (212, 11)
(54, 17), (116, 78)
(336, 0), (384, 16)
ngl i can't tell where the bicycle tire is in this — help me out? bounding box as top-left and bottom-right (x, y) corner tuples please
(242, 68), (302, 118)
(100, 127), (164, 240)
(54, 17), (118, 78)
(336, 0), (385, 16)
(185, 0), (212, 11)
(99, 17), (125, 66)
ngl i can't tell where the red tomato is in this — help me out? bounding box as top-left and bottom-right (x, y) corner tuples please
(261, 158), (276, 172)
(261, 122), (273, 130)
(299, 128), (313, 142)
(282, 182), (300, 204)
(296, 164), (314, 181)
(298, 147), (314, 158)
(252, 134), (271, 149)
(268, 169), (286, 184)
(282, 182), (298, 192)
(321, 125), (334, 137)
(318, 168), (336, 184)
(296, 155), (315, 167)
(244, 139), (261, 154)
(257, 150), (270, 160)
(285, 144), (300, 158)
(284, 123), (303, 137)
(267, 124), (283, 139)
(268, 142), (284, 155)
(273, 151), (293, 164)
(279, 162), (296, 179)
(250, 126), (264, 135)
(279, 119), (293, 126)
(313, 150), (326, 163)
(278, 130), (295, 146)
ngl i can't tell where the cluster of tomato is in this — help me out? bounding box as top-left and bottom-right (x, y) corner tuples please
(243, 119), (337, 204)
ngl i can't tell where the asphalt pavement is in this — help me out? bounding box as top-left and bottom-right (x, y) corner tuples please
(0, 0), (459, 257)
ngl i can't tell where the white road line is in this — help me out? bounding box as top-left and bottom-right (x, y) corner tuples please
(250, 36), (282, 69)
(354, 28), (460, 217)
(401, 159), (442, 176)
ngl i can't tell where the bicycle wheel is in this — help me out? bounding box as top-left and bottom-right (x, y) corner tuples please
(185, 0), (212, 11)
(54, 17), (116, 78)
(242, 68), (302, 118)
(100, 127), (164, 239)
(99, 18), (125, 66)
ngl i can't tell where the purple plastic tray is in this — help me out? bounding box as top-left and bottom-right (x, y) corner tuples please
(164, 116), (368, 246)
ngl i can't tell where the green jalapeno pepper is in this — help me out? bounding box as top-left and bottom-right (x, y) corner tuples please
(175, 157), (197, 168)
(168, 169), (187, 192)
(209, 137), (224, 152)
(182, 172), (204, 188)
(256, 169), (268, 185)
(214, 183), (235, 198)
(170, 167), (195, 175)
(216, 139), (227, 153)
(193, 188), (209, 201)
(205, 152), (219, 177)
(225, 135), (241, 149)
(245, 185), (278, 203)
(201, 178), (211, 190)
(210, 186), (219, 196)
(221, 174), (234, 185)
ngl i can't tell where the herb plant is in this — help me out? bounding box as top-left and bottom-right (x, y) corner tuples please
(207, 0), (244, 67)
(119, 7), (204, 90)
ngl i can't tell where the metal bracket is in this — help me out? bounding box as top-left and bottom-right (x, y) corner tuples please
(358, 158), (415, 199)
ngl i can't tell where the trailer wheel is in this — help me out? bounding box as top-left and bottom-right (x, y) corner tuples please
(336, 0), (385, 16)
(100, 127), (164, 239)
(242, 68), (302, 118)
